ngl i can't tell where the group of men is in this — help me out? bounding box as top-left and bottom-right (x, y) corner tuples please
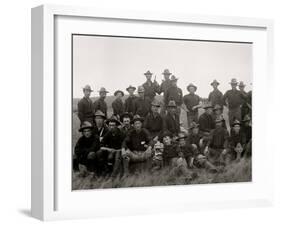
(74, 69), (252, 178)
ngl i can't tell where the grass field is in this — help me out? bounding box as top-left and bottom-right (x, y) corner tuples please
(72, 95), (251, 190)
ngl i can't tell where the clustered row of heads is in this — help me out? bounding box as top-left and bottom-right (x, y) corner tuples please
(81, 69), (249, 96)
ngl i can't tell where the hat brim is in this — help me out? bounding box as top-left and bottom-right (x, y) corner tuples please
(106, 119), (121, 126)
(187, 85), (197, 91)
(114, 91), (124, 96)
(176, 136), (188, 141)
(83, 88), (93, 92)
(229, 82), (238, 85)
(232, 123), (241, 126)
(79, 126), (93, 132)
(94, 114), (106, 119)
(99, 90), (109, 93)
(211, 82), (220, 86)
(126, 87), (136, 92)
(144, 73), (153, 76)
(203, 106), (213, 109)
(132, 118), (144, 123)
(162, 72), (172, 75)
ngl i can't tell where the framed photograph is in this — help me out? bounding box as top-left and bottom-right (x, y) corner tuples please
(31, 4), (274, 221)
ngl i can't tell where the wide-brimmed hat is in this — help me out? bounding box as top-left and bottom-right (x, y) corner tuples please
(98, 87), (109, 93)
(162, 69), (172, 75)
(170, 75), (178, 81)
(137, 86), (145, 93)
(187, 83), (197, 92)
(213, 104), (223, 111)
(120, 112), (133, 122)
(188, 121), (199, 130)
(132, 115), (144, 123)
(79, 121), (93, 132)
(151, 99), (161, 107)
(229, 78), (238, 85)
(210, 79), (220, 86)
(82, 84), (93, 92)
(167, 100), (177, 108)
(144, 70), (153, 76)
(203, 102), (213, 109)
(106, 116), (121, 126)
(242, 114), (251, 122)
(239, 81), (246, 87)
(176, 132), (188, 141)
(126, 85), (136, 92)
(114, 90), (124, 97)
(232, 119), (241, 126)
(94, 110), (106, 119)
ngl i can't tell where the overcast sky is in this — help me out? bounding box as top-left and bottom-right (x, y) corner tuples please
(73, 35), (252, 98)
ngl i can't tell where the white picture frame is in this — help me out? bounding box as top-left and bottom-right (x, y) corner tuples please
(31, 4), (274, 221)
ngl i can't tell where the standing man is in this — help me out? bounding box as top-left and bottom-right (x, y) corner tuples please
(208, 79), (223, 107)
(223, 78), (244, 126)
(143, 99), (164, 140)
(134, 86), (151, 118)
(77, 85), (94, 126)
(112, 90), (125, 120)
(124, 85), (137, 115)
(183, 83), (202, 127)
(93, 87), (109, 118)
(198, 103), (215, 135)
(164, 75), (183, 116)
(159, 69), (172, 114)
(163, 100), (181, 137)
(142, 70), (160, 102)
(92, 110), (108, 142)
(239, 81), (250, 120)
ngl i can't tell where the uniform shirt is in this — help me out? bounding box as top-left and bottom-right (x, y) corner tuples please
(199, 112), (215, 133)
(187, 133), (202, 149)
(163, 143), (178, 159)
(242, 125), (252, 143)
(93, 98), (108, 118)
(74, 134), (100, 165)
(122, 128), (152, 152)
(176, 144), (195, 159)
(164, 86), (183, 106)
(160, 79), (172, 94)
(134, 96), (151, 118)
(142, 80), (160, 101)
(143, 112), (164, 135)
(183, 93), (200, 113)
(208, 89), (223, 107)
(229, 130), (246, 148)
(100, 128), (126, 149)
(120, 125), (133, 137)
(208, 127), (229, 149)
(112, 98), (125, 117)
(77, 97), (94, 124)
(92, 125), (109, 142)
(223, 89), (244, 110)
(124, 95), (137, 114)
(163, 112), (180, 136)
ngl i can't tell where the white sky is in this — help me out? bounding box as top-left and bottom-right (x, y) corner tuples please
(73, 35), (252, 98)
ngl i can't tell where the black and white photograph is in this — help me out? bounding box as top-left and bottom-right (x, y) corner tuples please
(72, 34), (252, 190)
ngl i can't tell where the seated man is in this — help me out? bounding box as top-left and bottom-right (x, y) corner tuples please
(121, 115), (153, 175)
(96, 116), (125, 177)
(74, 121), (100, 176)
(228, 119), (246, 162)
(162, 131), (179, 167)
(241, 114), (252, 158)
(187, 122), (217, 171)
(205, 118), (229, 165)
(143, 99), (164, 140)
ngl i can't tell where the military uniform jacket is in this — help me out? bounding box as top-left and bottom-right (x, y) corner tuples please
(93, 98), (108, 118)
(199, 112), (215, 133)
(163, 112), (180, 136)
(122, 128), (152, 152)
(143, 112), (164, 135)
(208, 89), (223, 107)
(74, 135), (100, 165)
(229, 130), (246, 148)
(208, 127), (229, 149)
(165, 86), (183, 106)
(92, 125), (109, 142)
(160, 79), (172, 94)
(112, 98), (125, 117)
(183, 93), (200, 113)
(142, 80), (160, 101)
(101, 128), (126, 150)
(77, 97), (94, 124)
(134, 96), (151, 118)
(223, 89), (244, 110)
(124, 95), (137, 114)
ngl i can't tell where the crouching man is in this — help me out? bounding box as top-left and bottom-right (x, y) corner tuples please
(96, 116), (125, 177)
(121, 115), (153, 175)
(187, 122), (217, 172)
(74, 121), (100, 176)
